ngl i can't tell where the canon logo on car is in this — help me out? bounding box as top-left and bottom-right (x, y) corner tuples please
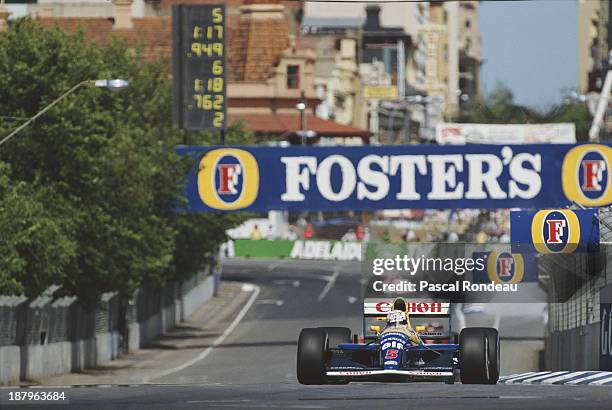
(375, 301), (442, 314)
(363, 299), (450, 316)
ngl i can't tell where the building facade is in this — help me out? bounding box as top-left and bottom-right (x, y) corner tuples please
(5, 0), (369, 143)
(577, 0), (611, 93)
(304, 0), (481, 141)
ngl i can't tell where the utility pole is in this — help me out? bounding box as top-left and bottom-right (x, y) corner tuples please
(589, 70), (612, 141)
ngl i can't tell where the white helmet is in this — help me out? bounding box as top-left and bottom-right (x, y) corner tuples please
(386, 310), (408, 327)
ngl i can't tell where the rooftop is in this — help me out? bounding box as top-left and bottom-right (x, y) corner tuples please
(229, 113), (371, 139)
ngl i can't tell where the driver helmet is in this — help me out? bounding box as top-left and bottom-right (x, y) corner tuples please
(386, 310), (408, 327)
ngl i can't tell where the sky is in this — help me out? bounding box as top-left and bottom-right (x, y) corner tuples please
(480, 0), (577, 110)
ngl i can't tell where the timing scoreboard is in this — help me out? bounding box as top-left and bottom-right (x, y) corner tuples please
(172, 4), (227, 131)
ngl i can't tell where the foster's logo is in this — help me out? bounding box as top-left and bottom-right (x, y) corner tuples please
(486, 251), (524, 285)
(531, 209), (580, 254)
(562, 144), (612, 207)
(198, 148), (259, 210)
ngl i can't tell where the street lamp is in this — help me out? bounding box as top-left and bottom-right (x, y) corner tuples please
(0, 79), (129, 147)
(93, 79), (130, 90)
(296, 101), (306, 145)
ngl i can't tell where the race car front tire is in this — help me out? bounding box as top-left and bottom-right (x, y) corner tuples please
(317, 327), (352, 348)
(297, 328), (328, 385)
(459, 327), (500, 384)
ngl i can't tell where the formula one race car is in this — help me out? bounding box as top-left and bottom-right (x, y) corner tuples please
(297, 297), (499, 385)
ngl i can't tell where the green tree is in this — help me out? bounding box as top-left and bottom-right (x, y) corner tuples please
(461, 84), (592, 141)
(0, 163), (76, 296)
(0, 19), (251, 303)
(545, 102), (592, 142)
(461, 84), (543, 124)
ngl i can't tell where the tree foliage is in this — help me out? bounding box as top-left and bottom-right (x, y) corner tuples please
(0, 163), (76, 296)
(460, 84), (592, 141)
(0, 19), (251, 303)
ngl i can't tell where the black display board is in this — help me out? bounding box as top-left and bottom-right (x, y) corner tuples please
(172, 4), (227, 131)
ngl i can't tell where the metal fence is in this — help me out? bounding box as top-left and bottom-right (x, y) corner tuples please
(1, 266), (215, 347)
(0, 264), (215, 384)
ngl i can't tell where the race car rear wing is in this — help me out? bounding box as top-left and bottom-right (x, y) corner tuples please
(362, 298), (451, 340)
(363, 298), (450, 317)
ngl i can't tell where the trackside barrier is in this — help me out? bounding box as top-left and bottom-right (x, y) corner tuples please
(544, 207), (612, 370)
(0, 267), (216, 385)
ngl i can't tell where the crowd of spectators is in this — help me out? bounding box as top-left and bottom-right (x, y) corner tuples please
(460, 209), (511, 243)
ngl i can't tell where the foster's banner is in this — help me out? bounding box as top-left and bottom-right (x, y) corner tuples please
(510, 209), (600, 253)
(176, 143), (612, 212)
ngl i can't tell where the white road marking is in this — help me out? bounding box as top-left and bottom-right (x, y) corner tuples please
(272, 279), (300, 287)
(347, 296), (358, 304)
(267, 260), (288, 271)
(256, 299), (284, 306)
(317, 266), (342, 302)
(143, 283), (261, 383)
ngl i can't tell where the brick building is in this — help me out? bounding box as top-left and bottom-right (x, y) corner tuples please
(4, 0), (369, 143)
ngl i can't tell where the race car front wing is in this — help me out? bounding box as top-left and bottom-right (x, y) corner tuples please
(326, 343), (457, 381)
(326, 369), (454, 378)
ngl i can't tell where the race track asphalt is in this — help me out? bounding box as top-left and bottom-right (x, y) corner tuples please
(2, 258), (611, 409)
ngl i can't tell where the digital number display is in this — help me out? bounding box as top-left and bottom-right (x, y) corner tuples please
(172, 5), (227, 131)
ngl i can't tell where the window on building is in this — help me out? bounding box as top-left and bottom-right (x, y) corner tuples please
(287, 65), (300, 89)
(465, 19), (471, 28)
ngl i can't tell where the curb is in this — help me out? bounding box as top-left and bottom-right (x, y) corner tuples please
(499, 371), (612, 386)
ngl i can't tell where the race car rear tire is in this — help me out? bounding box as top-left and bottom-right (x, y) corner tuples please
(459, 327), (500, 384)
(318, 327), (352, 348)
(297, 328), (328, 385)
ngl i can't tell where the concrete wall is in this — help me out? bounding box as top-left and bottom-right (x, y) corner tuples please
(0, 345), (20, 385)
(184, 275), (215, 319)
(546, 324), (600, 371)
(0, 273), (216, 385)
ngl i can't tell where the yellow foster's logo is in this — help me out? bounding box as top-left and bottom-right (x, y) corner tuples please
(531, 209), (580, 254)
(562, 144), (612, 207)
(198, 148), (259, 210)
(486, 251), (525, 285)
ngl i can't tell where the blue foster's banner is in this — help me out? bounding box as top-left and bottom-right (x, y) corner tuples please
(472, 251), (538, 284)
(176, 143), (612, 212)
(510, 209), (600, 253)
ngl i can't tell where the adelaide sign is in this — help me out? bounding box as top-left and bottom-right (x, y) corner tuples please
(177, 144), (612, 212)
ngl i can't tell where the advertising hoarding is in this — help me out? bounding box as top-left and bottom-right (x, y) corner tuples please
(436, 123), (576, 145)
(177, 143), (612, 212)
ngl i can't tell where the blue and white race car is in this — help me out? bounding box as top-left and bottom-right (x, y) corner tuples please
(297, 297), (499, 385)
